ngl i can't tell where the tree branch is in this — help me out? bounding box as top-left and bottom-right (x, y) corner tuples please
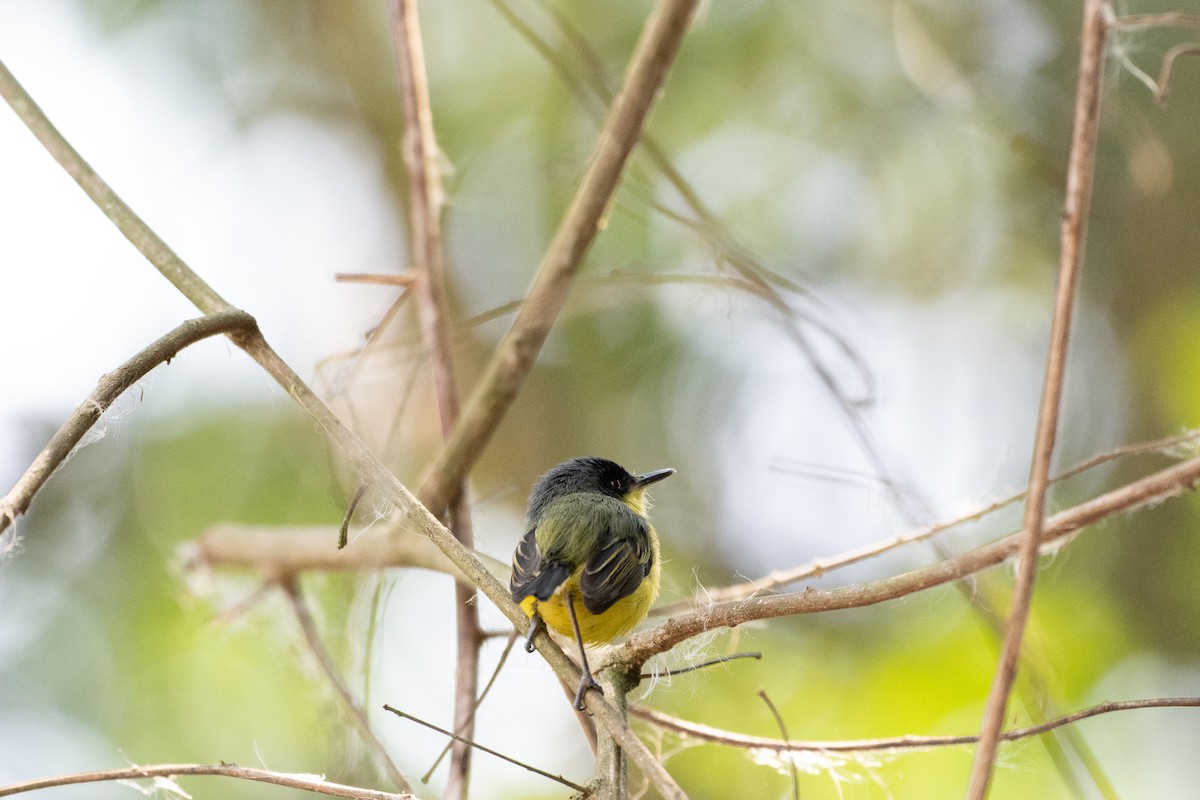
(967, 2), (1108, 795)
(0, 310), (257, 538)
(611, 450), (1200, 671)
(389, 1), (481, 795)
(630, 697), (1200, 754)
(0, 763), (411, 800)
(281, 578), (412, 793)
(0, 53), (688, 800)
(415, 0), (701, 516)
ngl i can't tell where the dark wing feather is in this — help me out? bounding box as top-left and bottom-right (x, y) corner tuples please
(579, 515), (653, 615)
(510, 527), (571, 603)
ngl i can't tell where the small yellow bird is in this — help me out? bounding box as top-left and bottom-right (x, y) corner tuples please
(510, 457), (674, 709)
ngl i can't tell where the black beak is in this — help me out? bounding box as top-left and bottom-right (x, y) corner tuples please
(633, 468), (675, 489)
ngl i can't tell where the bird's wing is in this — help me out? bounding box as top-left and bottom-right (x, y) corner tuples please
(579, 511), (652, 616)
(509, 526), (571, 603)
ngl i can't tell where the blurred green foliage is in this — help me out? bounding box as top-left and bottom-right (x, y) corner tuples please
(7, 0), (1200, 797)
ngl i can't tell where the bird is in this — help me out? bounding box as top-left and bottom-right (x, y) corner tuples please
(509, 457), (674, 710)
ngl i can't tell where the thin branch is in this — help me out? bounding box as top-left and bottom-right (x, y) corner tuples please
(611, 450), (1200, 670)
(382, 705), (589, 794)
(190, 523), (505, 583)
(335, 272), (416, 286)
(967, 2), (1108, 795)
(0, 67), (230, 314)
(389, 1), (481, 796)
(0, 53), (687, 800)
(0, 763), (411, 800)
(1154, 43), (1200, 104)
(757, 691), (799, 800)
(653, 428), (1200, 615)
(415, 0), (701, 517)
(631, 698), (1200, 754)
(1109, 12), (1200, 31)
(338, 482), (369, 550)
(642, 652), (762, 680)
(281, 578), (412, 793)
(0, 310), (257, 537)
(423, 633), (520, 782)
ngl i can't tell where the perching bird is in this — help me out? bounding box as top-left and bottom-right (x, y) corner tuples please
(509, 457), (674, 710)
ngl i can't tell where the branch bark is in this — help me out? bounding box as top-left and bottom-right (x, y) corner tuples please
(389, 2), (481, 795)
(0, 310), (257, 537)
(610, 450), (1200, 670)
(966, 3), (1108, 796)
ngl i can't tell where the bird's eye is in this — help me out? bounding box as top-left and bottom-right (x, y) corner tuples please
(609, 478), (622, 491)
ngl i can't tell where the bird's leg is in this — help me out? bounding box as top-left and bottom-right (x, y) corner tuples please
(565, 589), (602, 711)
(523, 610), (545, 653)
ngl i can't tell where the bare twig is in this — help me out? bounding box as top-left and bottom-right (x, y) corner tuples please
(281, 578), (412, 793)
(335, 272), (416, 286)
(654, 428), (1200, 615)
(1109, 12), (1200, 31)
(0, 310), (257, 538)
(0, 763), (411, 800)
(416, 0), (701, 517)
(0, 53), (687, 800)
(389, 1), (482, 796)
(190, 523), (506, 582)
(757, 691), (799, 800)
(642, 652), (762, 680)
(1154, 43), (1200, 103)
(632, 698), (1200, 754)
(967, 2), (1108, 796)
(612, 450), (1200, 670)
(382, 704), (589, 793)
(423, 633), (520, 782)
(338, 482), (369, 550)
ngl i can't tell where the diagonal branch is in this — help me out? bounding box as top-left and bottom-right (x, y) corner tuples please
(0, 53), (687, 800)
(611, 450), (1200, 670)
(0, 309), (257, 538)
(281, 578), (412, 793)
(415, 0), (701, 515)
(966, 2), (1108, 796)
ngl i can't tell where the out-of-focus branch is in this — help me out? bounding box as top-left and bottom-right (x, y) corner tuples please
(0, 310), (257, 539)
(389, 1), (481, 796)
(281, 579), (411, 793)
(612, 451), (1200, 670)
(631, 697), (1200, 754)
(967, 2), (1108, 796)
(415, 0), (701, 518)
(0, 54), (687, 800)
(0, 763), (412, 800)
(189, 523), (507, 583)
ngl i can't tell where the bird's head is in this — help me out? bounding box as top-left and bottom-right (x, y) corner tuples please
(527, 457), (675, 520)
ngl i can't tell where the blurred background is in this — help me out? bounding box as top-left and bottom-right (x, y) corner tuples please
(3, 0), (1200, 797)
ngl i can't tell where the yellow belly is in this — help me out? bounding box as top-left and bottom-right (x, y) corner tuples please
(520, 558), (660, 645)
